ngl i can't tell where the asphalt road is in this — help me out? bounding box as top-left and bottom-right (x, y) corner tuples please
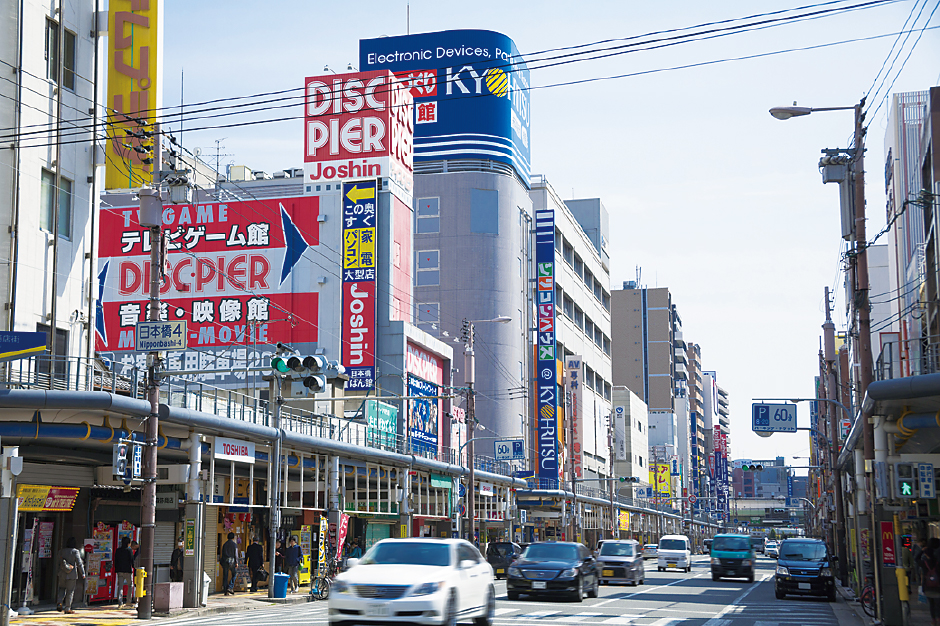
(155, 555), (855, 626)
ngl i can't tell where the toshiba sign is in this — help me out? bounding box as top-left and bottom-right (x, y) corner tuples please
(304, 70), (414, 201)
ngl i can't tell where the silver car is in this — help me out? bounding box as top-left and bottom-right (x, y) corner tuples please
(597, 540), (645, 586)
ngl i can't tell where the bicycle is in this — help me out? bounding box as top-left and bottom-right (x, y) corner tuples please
(310, 558), (341, 600)
(859, 574), (876, 617)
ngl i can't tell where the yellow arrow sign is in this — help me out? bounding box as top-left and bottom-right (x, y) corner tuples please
(345, 184), (375, 203)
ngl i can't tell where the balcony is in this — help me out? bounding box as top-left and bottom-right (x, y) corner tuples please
(875, 335), (940, 381)
(674, 350), (687, 364)
(674, 361), (688, 380)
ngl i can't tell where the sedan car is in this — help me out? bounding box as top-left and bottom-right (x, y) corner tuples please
(486, 541), (522, 579)
(596, 540), (644, 586)
(507, 541), (599, 602)
(328, 538), (495, 626)
(766, 541), (780, 559)
(642, 544), (658, 559)
(774, 538), (836, 602)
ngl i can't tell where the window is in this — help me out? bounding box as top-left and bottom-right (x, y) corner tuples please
(639, 456), (643, 468)
(585, 366), (595, 391)
(604, 382), (611, 401)
(555, 285), (562, 310)
(36, 323), (67, 378)
(416, 197), (439, 234)
(563, 242), (574, 266)
(563, 295), (574, 319)
(584, 317), (593, 339)
(417, 302), (439, 324)
(470, 189), (498, 234)
(40, 170), (71, 238)
(63, 30), (76, 90)
(416, 250), (439, 286)
(574, 306), (583, 330)
(554, 229), (562, 252)
(593, 278), (603, 301)
(584, 268), (594, 291)
(602, 290), (610, 311)
(594, 325), (602, 348)
(603, 335), (611, 355)
(574, 254), (583, 279)
(45, 19), (59, 81)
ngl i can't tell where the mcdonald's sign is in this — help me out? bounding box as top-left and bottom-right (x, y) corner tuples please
(880, 521), (896, 565)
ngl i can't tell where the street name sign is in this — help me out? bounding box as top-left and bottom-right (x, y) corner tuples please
(494, 438), (525, 461)
(0, 331), (46, 363)
(136, 320), (187, 352)
(752, 403), (797, 433)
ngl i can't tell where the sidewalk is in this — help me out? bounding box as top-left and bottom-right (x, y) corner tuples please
(834, 581), (932, 625)
(9, 590), (314, 626)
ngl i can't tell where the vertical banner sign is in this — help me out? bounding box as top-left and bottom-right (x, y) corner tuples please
(336, 513), (350, 560)
(184, 519), (195, 556)
(613, 405), (626, 461)
(408, 375), (439, 457)
(535, 205), (557, 485)
(880, 521), (896, 565)
(656, 464), (670, 497)
(690, 412), (700, 514)
(341, 180), (378, 389)
(566, 356), (583, 480)
(105, 0), (160, 189)
(318, 517), (328, 572)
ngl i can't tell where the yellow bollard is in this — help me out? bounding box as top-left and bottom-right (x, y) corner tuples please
(896, 565), (909, 602)
(135, 567), (148, 599)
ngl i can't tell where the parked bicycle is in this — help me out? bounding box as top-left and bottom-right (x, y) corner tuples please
(310, 557), (341, 600)
(859, 574), (876, 617)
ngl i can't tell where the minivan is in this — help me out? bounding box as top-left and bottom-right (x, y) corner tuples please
(710, 533), (755, 582)
(656, 534), (692, 572)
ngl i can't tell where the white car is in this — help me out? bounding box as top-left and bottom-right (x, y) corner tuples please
(656, 534), (692, 573)
(642, 544), (658, 559)
(328, 538), (495, 626)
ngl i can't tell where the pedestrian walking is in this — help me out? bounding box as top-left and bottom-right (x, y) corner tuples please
(919, 537), (940, 626)
(246, 537), (265, 592)
(170, 540), (184, 583)
(56, 537), (85, 614)
(114, 536), (136, 608)
(284, 536), (303, 593)
(275, 540), (286, 574)
(220, 532), (239, 595)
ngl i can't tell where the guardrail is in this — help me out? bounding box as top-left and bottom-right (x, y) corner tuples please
(875, 336), (940, 381)
(0, 354), (515, 477)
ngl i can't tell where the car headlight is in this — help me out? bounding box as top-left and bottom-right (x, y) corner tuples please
(820, 567), (832, 577)
(710, 557), (719, 565)
(412, 581), (442, 596)
(332, 580), (349, 594)
(508, 566), (521, 577)
(743, 560), (752, 566)
(776, 566), (789, 576)
(560, 567), (578, 578)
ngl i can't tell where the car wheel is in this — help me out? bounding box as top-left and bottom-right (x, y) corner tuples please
(587, 575), (599, 598)
(507, 590), (520, 601)
(441, 591), (457, 626)
(474, 587), (495, 626)
(775, 587), (785, 600)
(571, 576), (584, 602)
(747, 574), (754, 583)
(827, 590), (837, 603)
(712, 574), (720, 581)
(658, 567), (663, 572)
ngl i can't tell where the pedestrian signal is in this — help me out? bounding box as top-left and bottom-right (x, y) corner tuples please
(895, 462), (916, 499)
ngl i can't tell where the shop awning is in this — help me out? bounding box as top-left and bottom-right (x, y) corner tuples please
(430, 473), (451, 489)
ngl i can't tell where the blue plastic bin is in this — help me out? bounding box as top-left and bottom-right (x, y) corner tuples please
(272, 573), (289, 598)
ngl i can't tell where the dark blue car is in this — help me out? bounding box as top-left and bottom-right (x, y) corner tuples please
(774, 538), (836, 602)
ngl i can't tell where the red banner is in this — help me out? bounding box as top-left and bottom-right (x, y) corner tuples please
(336, 513), (350, 561)
(881, 521), (896, 565)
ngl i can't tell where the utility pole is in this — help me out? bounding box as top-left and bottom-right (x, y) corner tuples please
(852, 101), (874, 462)
(823, 288), (848, 585)
(137, 186), (163, 620)
(267, 362), (283, 597)
(465, 322), (476, 545)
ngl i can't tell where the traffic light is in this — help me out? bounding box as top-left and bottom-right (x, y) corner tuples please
(896, 462), (916, 498)
(741, 464), (764, 472)
(113, 443), (128, 477)
(271, 354), (346, 397)
(618, 476), (640, 483)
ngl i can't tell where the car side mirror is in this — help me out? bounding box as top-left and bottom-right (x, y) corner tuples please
(346, 558), (359, 569)
(460, 559), (476, 570)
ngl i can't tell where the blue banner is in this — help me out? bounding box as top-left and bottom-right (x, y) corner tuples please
(359, 30), (531, 183)
(534, 204), (557, 485)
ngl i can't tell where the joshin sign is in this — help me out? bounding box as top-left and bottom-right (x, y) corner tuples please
(341, 180), (378, 390)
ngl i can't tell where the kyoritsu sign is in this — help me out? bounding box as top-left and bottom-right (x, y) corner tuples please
(534, 204), (557, 485)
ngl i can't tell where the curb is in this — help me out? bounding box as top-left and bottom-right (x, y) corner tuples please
(835, 584), (872, 625)
(151, 594), (313, 620)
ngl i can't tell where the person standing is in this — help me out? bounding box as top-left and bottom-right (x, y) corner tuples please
(114, 536), (135, 608)
(275, 540), (285, 574)
(284, 536), (302, 593)
(56, 537), (85, 614)
(170, 540), (184, 583)
(246, 537), (265, 593)
(347, 538), (362, 560)
(920, 537), (940, 626)
(220, 532), (239, 595)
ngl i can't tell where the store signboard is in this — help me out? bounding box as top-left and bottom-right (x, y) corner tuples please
(365, 400), (399, 449)
(613, 405), (627, 461)
(341, 180), (378, 390)
(534, 204), (557, 485)
(213, 437), (255, 464)
(408, 375), (440, 456)
(566, 356), (583, 479)
(16, 485), (80, 512)
(184, 519), (195, 556)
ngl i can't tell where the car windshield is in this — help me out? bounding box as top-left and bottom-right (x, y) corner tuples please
(659, 539), (687, 551)
(780, 542), (828, 561)
(523, 544), (579, 561)
(713, 537), (750, 551)
(767, 542), (778, 547)
(360, 542), (451, 567)
(644, 545), (657, 550)
(488, 544), (514, 557)
(600, 543), (634, 557)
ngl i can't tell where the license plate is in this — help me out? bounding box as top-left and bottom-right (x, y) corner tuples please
(602, 569), (614, 577)
(798, 582), (811, 590)
(367, 605), (389, 617)
(667, 563), (677, 568)
(496, 569), (504, 574)
(532, 581), (547, 589)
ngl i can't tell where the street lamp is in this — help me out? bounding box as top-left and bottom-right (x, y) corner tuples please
(463, 315), (512, 544)
(768, 104), (855, 120)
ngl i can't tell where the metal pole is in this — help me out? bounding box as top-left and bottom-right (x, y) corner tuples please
(823, 288), (849, 585)
(138, 213), (161, 619)
(466, 324), (475, 544)
(267, 375), (282, 598)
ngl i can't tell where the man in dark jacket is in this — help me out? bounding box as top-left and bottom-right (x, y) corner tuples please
(284, 536), (303, 593)
(56, 537), (85, 614)
(170, 540), (184, 583)
(114, 536), (135, 608)
(220, 532), (239, 595)
(246, 537), (265, 592)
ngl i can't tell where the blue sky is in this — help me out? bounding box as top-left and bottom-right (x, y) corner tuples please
(160, 0), (940, 470)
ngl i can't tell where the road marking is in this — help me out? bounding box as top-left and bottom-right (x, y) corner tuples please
(566, 613), (604, 622)
(513, 610), (560, 619)
(647, 619), (684, 626)
(599, 618), (638, 625)
(702, 573), (769, 626)
(495, 608), (517, 615)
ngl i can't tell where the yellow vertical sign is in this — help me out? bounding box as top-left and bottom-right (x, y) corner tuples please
(106, 0), (160, 189)
(656, 464), (670, 496)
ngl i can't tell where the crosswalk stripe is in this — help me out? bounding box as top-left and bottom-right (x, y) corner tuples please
(599, 618), (637, 625)
(495, 608), (518, 615)
(647, 619), (684, 626)
(513, 610), (560, 619)
(567, 613), (604, 622)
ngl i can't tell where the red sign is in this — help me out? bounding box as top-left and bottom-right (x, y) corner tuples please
(406, 342), (443, 385)
(96, 196), (320, 358)
(304, 70), (413, 197)
(341, 280), (376, 384)
(881, 521), (896, 565)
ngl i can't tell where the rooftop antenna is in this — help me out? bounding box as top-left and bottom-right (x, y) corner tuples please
(636, 265), (641, 287)
(407, 2), (410, 35)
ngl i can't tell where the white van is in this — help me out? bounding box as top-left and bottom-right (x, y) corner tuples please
(656, 534), (692, 572)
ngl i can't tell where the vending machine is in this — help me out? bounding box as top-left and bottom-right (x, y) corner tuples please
(299, 525), (312, 585)
(85, 523), (114, 603)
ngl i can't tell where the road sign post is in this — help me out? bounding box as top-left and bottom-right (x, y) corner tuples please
(751, 403), (797, 433)
(494, 438), (525, 461)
